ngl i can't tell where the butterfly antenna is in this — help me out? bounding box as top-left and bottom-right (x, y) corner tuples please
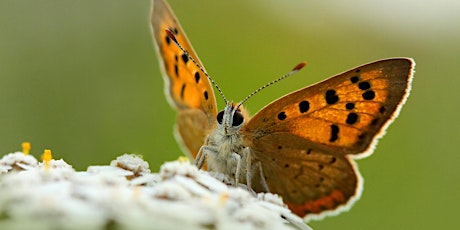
(236, 62), (307, 109)
(165, 29), (228, 104)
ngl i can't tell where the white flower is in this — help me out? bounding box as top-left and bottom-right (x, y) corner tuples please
(0, 152), (311, 230)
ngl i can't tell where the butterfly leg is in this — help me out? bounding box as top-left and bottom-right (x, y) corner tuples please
(231, 152), (242, 186)
(195, 145), (218, 169)
(243, 147), (257, 194)
(234, 147), (257, 194)
(257, 162), (270, 192)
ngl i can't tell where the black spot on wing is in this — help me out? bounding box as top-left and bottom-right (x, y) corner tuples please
(346, 113), (358, 125)
(181, 53), (189, 64)
(350, 76), (359, 83)
(329, 124), (339, 142)
(165, 35), (171, 45)
(180, 84), (186, 100)
(277, 112), (286, 120)
(299, 100), (310, 113)
(318, 164), (324, 170)
(358, 81), (371, 90)
(345, 103), (355, 110)
(325, 90), (339, 105)
(174, 64), (179, 77)
(362, 90), (375, 100)
(194, 72), (200, 83)
(329, 157), (336, 164)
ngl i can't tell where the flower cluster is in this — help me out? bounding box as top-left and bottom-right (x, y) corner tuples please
(0, 149), (311, 230)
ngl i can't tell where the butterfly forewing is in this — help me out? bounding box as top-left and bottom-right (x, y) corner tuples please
(151, 0), (217, 120)
(244, 58), (414, 155)
(151, 0), (218, 158)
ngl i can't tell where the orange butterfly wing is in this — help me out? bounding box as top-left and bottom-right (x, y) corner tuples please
(151, 0), (217, 158)
(242, 58), (414, 218)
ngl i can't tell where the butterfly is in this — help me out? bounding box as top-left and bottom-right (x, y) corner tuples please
(151, 0), (414, 220)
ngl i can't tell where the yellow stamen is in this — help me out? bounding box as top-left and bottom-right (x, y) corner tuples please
(178, 156), (189, 163)
(22, 142), (31, 155)
(41, 149), (52, 169)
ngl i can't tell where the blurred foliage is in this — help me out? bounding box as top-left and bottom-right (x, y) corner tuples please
(0, 0), (458, 229)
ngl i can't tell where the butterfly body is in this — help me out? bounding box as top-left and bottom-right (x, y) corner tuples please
(196, 103), (252, 186)
(151, 0), (414, 220)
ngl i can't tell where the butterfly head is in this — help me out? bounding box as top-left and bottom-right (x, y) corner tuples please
(216, 103), (245, 136)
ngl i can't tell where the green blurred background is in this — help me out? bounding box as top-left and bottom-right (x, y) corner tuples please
(0, 0), (458, 229)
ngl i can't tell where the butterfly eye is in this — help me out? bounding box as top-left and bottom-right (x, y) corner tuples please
(217, 111), (224, 124)
(232, 111), (244, 126)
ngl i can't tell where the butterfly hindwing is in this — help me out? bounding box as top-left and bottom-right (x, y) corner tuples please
(246, 132), (360, 218)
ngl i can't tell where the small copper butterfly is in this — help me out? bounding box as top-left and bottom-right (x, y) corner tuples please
(151, 0), (414, 220)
